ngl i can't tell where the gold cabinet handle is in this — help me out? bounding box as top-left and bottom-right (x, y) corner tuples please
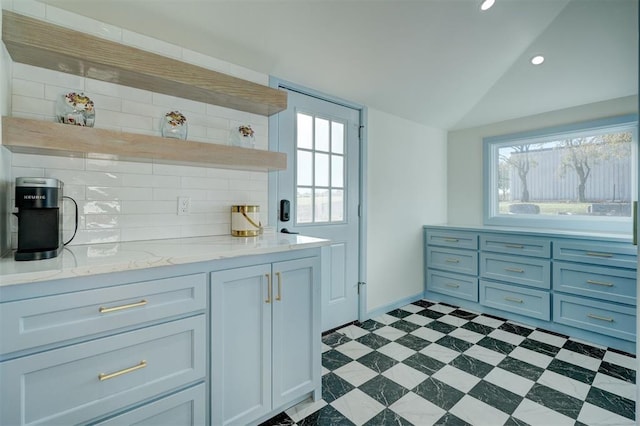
(587, 313), (614, 322)
(504, 267), (524, 273)
(99, 300), (147, 314)
(445, 258), (460, 263)
(445, 282), (460, 288)
(586, 279), (614, 287)
(505, 244), (524, 249)
(504, 296), (523, 303)
(265, 273), (272, 304)
(586, 252), (614, 258)
(443, 238), (459, 242)
(99, 360), (147, 381)
(275, 272), (282, 301)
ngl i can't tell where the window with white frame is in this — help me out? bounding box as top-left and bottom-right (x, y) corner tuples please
(483, 115), (638, 234)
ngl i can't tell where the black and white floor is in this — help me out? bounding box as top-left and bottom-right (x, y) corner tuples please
(261, 299), (636, 426)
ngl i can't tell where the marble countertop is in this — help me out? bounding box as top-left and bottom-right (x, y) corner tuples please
(0, 233), (329, 287)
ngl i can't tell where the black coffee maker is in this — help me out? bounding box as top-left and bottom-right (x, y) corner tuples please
(14, 177), (75, 261)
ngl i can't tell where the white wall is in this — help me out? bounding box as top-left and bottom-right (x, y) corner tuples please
(447, 95), (638, 226)
(367, 108), (447, 313)
(3, 2), (270, 247)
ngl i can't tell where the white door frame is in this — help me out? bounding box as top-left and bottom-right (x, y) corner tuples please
(268, 77), (368, 324)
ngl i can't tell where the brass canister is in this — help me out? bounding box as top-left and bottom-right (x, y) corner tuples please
(231, 205), (261, 237)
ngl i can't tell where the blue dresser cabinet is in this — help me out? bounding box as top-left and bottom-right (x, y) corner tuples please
(0, 246), (322, 426)
(424, 226), (637, 352)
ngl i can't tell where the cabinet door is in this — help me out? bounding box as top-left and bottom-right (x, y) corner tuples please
(211, 264), (272, 426)
(272, 257), (321, 408)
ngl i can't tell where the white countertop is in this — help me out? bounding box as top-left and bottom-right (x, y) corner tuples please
(0, 234), (329, 287)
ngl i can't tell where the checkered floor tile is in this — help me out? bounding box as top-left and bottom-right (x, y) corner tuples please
(260, 299), (637, 426)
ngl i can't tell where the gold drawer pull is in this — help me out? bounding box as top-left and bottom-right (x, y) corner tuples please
(443, 238), (459, 242)
(275, 271), (282, 301)
(587, 313), (614, 322)
(505, 244), (524, 249)
(504, 296), (524, 303)
(586, 279), (614, 287)
(265, 273), (272, 304)
(99, 300), (147, 314)
(99, 360), (147, 381)
(586, 252), (614, 258)
(445, 282), (460, 288)
(445, 258), (460, 263)
(504, 267), (524, 273)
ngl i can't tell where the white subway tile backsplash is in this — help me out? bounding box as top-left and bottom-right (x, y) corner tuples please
(44, 6), (122, 41)
(12, 78), (45, 98)
(12, 153), (85, 170)
(86, 159), (153, 174)
(122, 29), (182, 59)
(7, 5), (272, 246)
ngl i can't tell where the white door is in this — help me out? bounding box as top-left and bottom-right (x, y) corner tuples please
(274, 88), (361, 331)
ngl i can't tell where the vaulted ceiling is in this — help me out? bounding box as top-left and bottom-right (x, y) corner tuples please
(37, 0), (638, 130)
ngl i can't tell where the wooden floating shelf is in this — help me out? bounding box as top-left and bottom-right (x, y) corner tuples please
(2, 117), (287, 171)
(2, 11), (287, 116)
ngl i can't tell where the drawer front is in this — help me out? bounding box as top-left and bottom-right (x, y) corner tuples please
(0, 273), (207, 355)
(553, 240), (637, 269)
(92, 383), (206, 426)
(553, 262), (636, 305)
(427, 247), (478, 276)
(425, 229), (478, 250)
(480, 253), (550, 289)
(427, 269), (478, 302)
(480, 234), (550, 258)
(553, 294), (636, 342)
(480, 280), (550, 320)
(0, 315), (206, 426)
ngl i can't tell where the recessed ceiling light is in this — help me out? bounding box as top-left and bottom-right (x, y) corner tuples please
(530, 55), (545, 65)
(480, 0), (495, 11)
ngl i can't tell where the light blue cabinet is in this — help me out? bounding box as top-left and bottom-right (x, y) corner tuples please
(211, 256), (321, 426)
(425, 225), (637, 352)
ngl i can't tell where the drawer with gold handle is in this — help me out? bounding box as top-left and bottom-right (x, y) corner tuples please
(479, 280), (550, 320)
(0, 273), (206, 355)
(0, 315), (206, 426)
(553, 294), (635, 341)
(480, 234), (550, 258)
(426, 230), (478, 250)
(553, 262), (636, 305)
(426, 269), (478, 302)
(480, 253), (550, 289)
(553, 240), (636, 269)
(426, 246), (478, 276)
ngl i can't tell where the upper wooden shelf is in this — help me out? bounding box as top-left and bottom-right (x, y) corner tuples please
(2, 117), (287, 171)
(2, 11), (287, 116)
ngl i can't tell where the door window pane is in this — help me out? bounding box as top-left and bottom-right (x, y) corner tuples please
(297, 187), (312, 223)
(314, 189), (330, 222)
(331, 190), (344, 221)
(315, 153), (329, 187)
(332, 155), (343, 188)
(331, 122), (344, 154)
(297, 150), (312, 186)
(297, 113), (313, 149)
(315, 118), (330, 152)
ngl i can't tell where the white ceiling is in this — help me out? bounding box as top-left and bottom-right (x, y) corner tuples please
(37, 0), (638, 130)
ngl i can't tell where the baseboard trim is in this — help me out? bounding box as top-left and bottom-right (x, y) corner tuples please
(365, 292), (424, 321)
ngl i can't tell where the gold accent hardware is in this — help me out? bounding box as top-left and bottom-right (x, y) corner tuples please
(445, 283), (460, 288)
(445, 258), (460, 263)
(443, 238), (459, 242)
(265, 273), (272, 304)
(586, 279), (614, 287)
(231, 229), (260, 237)
(587, 313), (614, 322)
(275, 272), (282, 301)
(99, 299), (147, 314)
(505, 244), (524, 249)
(504, 296), (524, 303)
(586, 252), (613, 258)
(504, 267), (525, 273)
(99, 360), (147, 381)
